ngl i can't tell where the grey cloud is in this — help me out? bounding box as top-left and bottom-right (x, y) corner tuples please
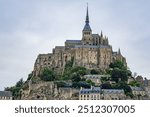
(0, 0), (150, 90)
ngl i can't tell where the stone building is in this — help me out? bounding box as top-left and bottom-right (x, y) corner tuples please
(33, 6), (126, 76)
(0, 91), (12, 100)
(79, 86), (101, 100)
(143, 79), (150, 98)
(130, 86), (146, 97)
(79, 86), (126, 100)
(136, 76), (144, 85)
(102, 89), (126, 100)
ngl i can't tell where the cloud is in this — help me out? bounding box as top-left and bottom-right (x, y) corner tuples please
(0, 0), (150, 90)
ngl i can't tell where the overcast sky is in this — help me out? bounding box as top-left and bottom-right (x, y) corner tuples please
(0, 0), (150, 90)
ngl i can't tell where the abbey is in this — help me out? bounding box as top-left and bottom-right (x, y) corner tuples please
(33, 6), (126, 76)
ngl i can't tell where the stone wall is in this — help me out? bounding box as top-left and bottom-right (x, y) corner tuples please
(21, 81), (79, 100)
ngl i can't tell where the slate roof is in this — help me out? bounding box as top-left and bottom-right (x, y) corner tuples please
(92, 34), (99, 38)
(79, 87), (101, 94)
(83, 23), (92, 31)
(65, 40), (81, 43)
(75, 45), (110, 48)
(55, 46), (65, 48)
(0, 91), (12, 97)
(103, 89), (124, 94)
(130, 86), (144, 91)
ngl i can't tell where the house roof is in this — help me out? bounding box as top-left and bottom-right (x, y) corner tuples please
(84, 75), (110, 79)
(103, 89), (124, 94)
(65, 40), (81, 43)
(79, 87), (101, 94)
(0, 91), (12, 97)
(130, 86), (144, 91)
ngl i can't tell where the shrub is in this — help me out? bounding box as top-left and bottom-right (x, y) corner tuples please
(40, 68), (55, 81)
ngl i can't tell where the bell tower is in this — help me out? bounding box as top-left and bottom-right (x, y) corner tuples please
(82, 4), (93, 45)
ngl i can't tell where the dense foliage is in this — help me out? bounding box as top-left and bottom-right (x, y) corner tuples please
(90, 69), (99, 74)
(40, 68), (55, 81)
(62, 59), (87, 81)
(109, 60), (131, 83)
(5, 78), (24, 99)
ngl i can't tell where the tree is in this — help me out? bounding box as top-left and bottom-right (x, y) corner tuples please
(111, 68), (128, 83)
(110, 60), (130, 83)
(27, 73), (32, 81)
(71, 73), (81, 82)
(5, 78), (24, 99)
(71, 66), (87, 74)
(109, 60), (126, 70)
(90, 69), (99, 74)
(117, 81), (132, 95)
(72, 81), (90, 88)
(101, 83), (112, 89)
(40, 68), (55, 81)
(16, 78), (24, 87)
(65, 59), (73, 69)
(86, 79), (95, 86)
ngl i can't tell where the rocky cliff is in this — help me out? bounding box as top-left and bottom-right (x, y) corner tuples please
(21, 80), (79, 100)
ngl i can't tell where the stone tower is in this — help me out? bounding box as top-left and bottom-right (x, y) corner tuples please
(82, 5), (93, 45)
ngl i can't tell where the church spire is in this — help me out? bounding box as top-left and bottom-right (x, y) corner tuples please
(85, 3), (89, 24)
(83, 3), (91, 31)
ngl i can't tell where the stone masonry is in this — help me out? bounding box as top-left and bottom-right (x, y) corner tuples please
(32, 6), (126, 76)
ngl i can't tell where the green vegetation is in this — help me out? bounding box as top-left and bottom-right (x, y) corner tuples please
(101, 82), (112, 89)
(72, 81), (90, 88)
(86, 79), (95, 86)
(62, 58), (74, 80)
(6, 59), (140, 99)
(71, 73), (81, 82)
(40, 68), (55, 81)
(99, 60), (133, 97)
(27, 73), (32, 81)
(55, 81), (68, 88)
(101, 76), (110, 83)
(5, 78), (24, 99)
(90, 69), (99, 74)
(129, 81), (140, 87)
(109, 60), (126, 70)
(62, 59), (87, 80)
(109, 60), (131, 83)
(117, 81), (132, 95)
(31, 76), (41, 84)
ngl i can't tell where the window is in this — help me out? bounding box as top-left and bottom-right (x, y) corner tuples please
(94, 95), (96, 100)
